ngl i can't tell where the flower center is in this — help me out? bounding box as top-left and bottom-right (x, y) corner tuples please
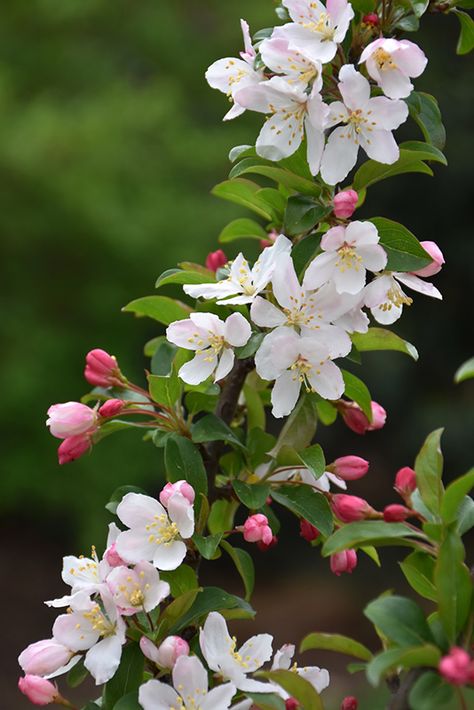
(302, 12), (335, 41)
(146, 514), (179, 546)
(207, 332), (226, 353)
(379, 282), (413, 311)
(290, 355), (317, 392)
(229, 636), (255, 669)
(335, 244), (363, 272)
(82, 604), (115, 638)
(373, 48), (396, 71)
(282, 293), (318, 328)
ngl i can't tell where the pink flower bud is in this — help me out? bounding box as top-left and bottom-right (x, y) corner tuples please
(339, 401), (386, 435)
(341, 697), (358, 710)
(412, 241), (445, 278)
(104, 542), (126, 568)
(362, 12), (379, 25)
(159, 481), (195, 508)
(243, 514), (273, 545)
(332, 494), (376, 523)
(285, 699), (300, 710)
(205, 249), (228, 272)
(330, 550), (358, 576)
(99, 399), (124, 418)
(18, 676), (58, 706)
(57, 434), (91, 465)
(394, 466), (417, 497)
(84, 348), (122, 388)
(383, 504), (412, 522)
(257, 534), (278, 551)
(300, 519), (320, 542)
(439, 647), (472, 685)
(18, 639), (73, 676)
(333, 189), (358, 219)
(46, 402), (97, 439)
(154, 636), (190, 669)
(331, 456), (369, 481)
(260, 229), (278, 250)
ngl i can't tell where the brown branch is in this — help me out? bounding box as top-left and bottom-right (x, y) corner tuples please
(387, 668), (425, 709)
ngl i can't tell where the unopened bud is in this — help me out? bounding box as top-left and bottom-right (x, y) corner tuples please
(57, 434), (91, 465)
(18, 639), (73, 676)
(333, 189), (358, 219)
(285, 699), (300, 710)
(341, 697), (358, 710)
(332, 494), (376, 523)
(383, 504), (412, 522)
(243, 514), (273, 545)
(394, 466), (417, 497)
(84, 348), (122, 388)
(331, 456), (369, 481)
(330, 550), (358, 576)
(412, 241), (445, 278)
(339, 401), (386, 435)
(205, 249), (227, 272)
(300, 519), (320, 542)
(159, 481), (195, 508)
(257, 534), (278, 551)
(155, 636), (190, 669)
(439, 647), (472, 685)
(18, 676), (58, 706)
(99, 399), (124, 418)
(362, 12), (379, 25)
(46, 402), (97, 440)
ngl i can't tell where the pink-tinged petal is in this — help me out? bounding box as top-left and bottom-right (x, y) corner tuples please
(278, 23), (337, 64)
(255, 327), (301, 381)
(272, 252), (301, 309)
(44, 655), (81, 680)
(307, 360), (344, 400)
(321, 225), (347, 251)
(201, 683), (237, 710)
(361, 129), (399, 164)
(144, 579), (170, 613)
(152, 540), (187, 571)
(345, 220), (380, 247)
(303, 251), (338, 290)
(338, 64), (370, 108)
(240, 19), (254, 59)
(260, 37), (319, 82)
(255, 112), (303, 162)
(168, 493), (194, 539)
(179, 351), (217, 385)
(367, 96), (409, 130)
(320, 126), (359, 185)
(214, 349), (235, 382)
(359, 38), (384, 64)
(205, 57), (255, 95)
(116, 493), (165, 529)
(358, 244), (388, 272)
(378, 68), (413, 99)
(190, 311), (224, 335)
(224, 102), (246, 121)
(305, 119), (325, 175)
(299, 666), (330, 693)
(115, 528), (156, 564)
(173, 656), (208, 701)
(333, 264), (367, 294)
(238, 634), (273, 670)
(139, 679), (180, 710)
(272, 371), (301, 418)
(166, 319), (206, 350)
(395, 273), (442, 299)
(84, 635), (123, 685)
(224, 312), (252, 347)
(200, 612), (233, 671)
(53, 614), (99, 652)
(328, 0), (352, 25)
(307, 88), (328, 128)
(250, 296), (286, 328)
(395, 40), (428, 77)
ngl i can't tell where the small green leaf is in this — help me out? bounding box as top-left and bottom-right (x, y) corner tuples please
(208, 499), (240, 535)
(158, 588), (201, 638)
(434, 529), (472, 643)
(297, 443), (326, 480)
(122, 296), (191, 325)
(67, 659), (89, 688)
(271, 484), (333, 536)
(291, 233), (321, 276)
(103, 643), (144, 710)
(364, 596), (434, 648)
(233, 480), (270, 509)
(406, 92), (446, 150)
(155, 269), (214, 288)
(400, 551), (437, 601)
(191, 413), (244, 449)
(408, 671), (455, 710)
(455, 356), (474, 383)
(164, 434), (208, 507)
(235, 332), (265, 360)
(270, 395), (318, 456)
(160, 565), (198, 597)
(212, 178), (274, 220)
(192, 533), (223, 560)
(457, 496), (474, 535)
(284, 195), (332, 236)
(415, 428), (444, 516)
(229, 157), (320, 196)
(353, 152), (433, 191)
(300, 632), (372, 661)
(245, 693), (286, 710)
(351, 328), (418, 361)
(148, 373), (182, 408)
(112, 692), (141, 710)
(342, 370), (372, 419)
(258, 670), (324, 710)
(399, 141), (447, 165)
(454, 9), (474, 54)
(243, 387), (266, 431)
(167, 587), (254, 634)
(105, 485), (146, 515)
(218, 218), (268, 243)
(221, 539), (255, 600)
(322, 521), (424, 556)
(367, 645), (440, 686)
(441, 469), (474, 524)
(410, 0), (429, 17)
(369, 217), (431, 272)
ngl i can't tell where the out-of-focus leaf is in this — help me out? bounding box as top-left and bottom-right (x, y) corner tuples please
(300, 632), (372, 660)
(364, 595), (434, 648)
(454, 9), (474, 54)
(322, 521), (424, 555)
(455, 356), (474, 383)
(122, 295), (191, 325)
(415, 429), (444, 516)
(218, 217), (267, 243)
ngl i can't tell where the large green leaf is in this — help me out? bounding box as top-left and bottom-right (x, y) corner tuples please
(408, 671), (455, 710)
(369, 217), (431, 272)
(455, 9), (474, 54)
(406, 92), (446, 150)
(434, 529), (472, 643)
(342, 370), (372, 419)
(398, 141), (447, 165)
(300, 632), (372, 661)
(192, 533), (222, 560)
(400, 551), (437, 602)
(113, 692), (141, 710)
(211, 178), (274, 220)
(353, 152), (432, 191)
(233, 480), (271, 509)
(229, 157), (320, 196)
(103, 643), (144, 710)
(271, 484), (333, 536)
(270, 395), (318, 456)
(366, 645), (440, 686)
(322, 521), (424, 556)
(160, 564), (199, 597)
(291, 233), (321, 276)
(167, 586), (254, 633)
(164, 434), (208, 505)
(245, 693), (286, 710)
(157, 588), (201, 638)
(284, 195), (332, 236)
(415, 429), (444, 516)
(218, 217), (268, 243)
(148, 373), (182, 408)
(191, 414), (244, 449)
(258, 670), (324, 710)
(155, 268), (214, 288)
(364, 596), (434, 648)
(122, 295), (191, 325)
(351, 328), (418, 361)
(441, 469), (474, 524)
(297, 443), (326, 480)
(207, 499), (240, 534)
(220, 539), (255, 600)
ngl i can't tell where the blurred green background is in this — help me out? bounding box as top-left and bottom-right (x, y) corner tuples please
(1, 1), (473, 708)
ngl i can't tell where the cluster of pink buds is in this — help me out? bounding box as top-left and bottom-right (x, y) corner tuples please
(337, 400), (387, 435)
(383, 465), (419, 521)
(439, 647), (474, 686)
(18, 676), (61, 706)
(241, 513), (274, 546)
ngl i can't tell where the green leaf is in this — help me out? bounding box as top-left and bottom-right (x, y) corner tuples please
(297, 443), (326, 480)
(67, 659), (89, 688)
(364, 595), (434, 648)
(235, 332), (265, 359)
(366, 645), (441, 686)
(122, 295), (191, 325)
(457, 495), (474, 535)
(167, 587), (254, 633)
(351, 328), (419, 361)
(434, 529), (472, 643)
(441, 469), (474, 524)
(245, 693), (286, 710)
(369, 217), (431, 272)
(315, 399), (337, 425)
(229, 144), (255, 162)
(399, 141), (447, 165)
(208, 499), (240, 535)
(155, 268), (214, 288)
(191, 413), (244, 449)
(164, 434), (208, 505)
(408, 671), (455, 710)
(218, 217), (268, 243)
(150, 339), (177, 376)
(284, 195), (332, 236)
(406, 92), (446, 150)
(256, 188), (287, 219)
(291, 233), (321, 276)
(103, 643), (144, 710)
(243, 386), (266, 431)
(148, 373), (182, 408)
(185, 390), (218, 414)
(158, 588), (201, 638)
(258, 670), (323, 709)
(229, 157), (320, 196)
(410, 0), (429, 17)
(105, 485), (146, 514)
(300, 632), (372, 661)
(233, 480), (270, 509)
(271, 484), (333, 537)
(455, 356), (474, 383)
(415, 428), (444, 516)
(400, 551), (437, 601)
(211, 178), (274, 220)
(221, 539), (255, 600)
(455, 9), (474, 54)
(322, 521), (424, 556)
(342, 370), (372, 419)
(160, 564), (199, 597)
(192, 533), (223, 560)
(113, 692), (141, 710)
(270, 395), (318, 456)
(353, 152), (432, 191)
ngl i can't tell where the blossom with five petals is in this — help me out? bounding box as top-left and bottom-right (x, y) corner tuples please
(360, 38), (427, 99)
(107, 561), (170, 616)
(320, 64), (408, 185)
(259, 36), (322, 90)
(364, 271), (442, 324)
(115, 492), (194, 571)
(166, 312), (251, 386)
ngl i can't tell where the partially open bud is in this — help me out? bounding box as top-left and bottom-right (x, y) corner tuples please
(84, 348), (123, 388)
(439, 647), (472, 685)
(341, 697), (358, 710)
(18, 639), (74, 676)
(257, 534), (278, 551)
(332, 494), (376, 523)
(333, 189), (358, 219)
(300, 519), (320, 542)
(330, 456), (369, 481)
(242, 514), (273, 545)
(99, 399), (125, 418)
(18, 676), (58, 706)
(362, 12), (379, 26)
(383, 504), (412, 522)
(205, 249), (227, 272)
(46, 402), (97, 439)
(330, 550), (358, 576)
(394, 466), (417, 497)
(153, 636), (190, 669)
(412, 241), (445, 278)
(159, 480), (195, 508)
(339, 401), (386, 435)
(57, 434), (91, 465)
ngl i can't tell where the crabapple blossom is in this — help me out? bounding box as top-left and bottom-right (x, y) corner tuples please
(18, 676), (58, 706)
(360, 38), (427, 99)
(159, 480), (195, 508)
(320, 65), (408, 185)
(383, 504), (412, 522)
(141, 635), (190, 669)
(115, 492), (194, 571)
(139, 654), (236, 710)
(300, 519), (320, 542)
(332, 494), (377, 522)
(84, 348), (123, 388)
(330, 455), (369, 480)
(333, 189), (358, 218)
(206, 248), (228, 272)
(274, 0), (354, 64)
(183, 234), (291, 305)
(364, 270), (442, 325)
(166, 312), (251, 386)
(98, 399), (124, 417)
(438, 647), (474, 685)
(18, 639), (76, 678)
(46, 402), (98, 439)
(339, 400), (387, 434)
(107, 561), (170, 615)
(303, 221), (387, 295)
(330, 549), (358, 576)
(412, 240), (445, 277)
(235, 76), (329, 174)
(271, 643), (330, 696)
(259, 36), (322, 90)
(394, 466), (417, 496)
(200, 612), (273, 692)
(206, 19), (264, 121)
(57, 434), (92, 464)
(242, 514), (273, 545)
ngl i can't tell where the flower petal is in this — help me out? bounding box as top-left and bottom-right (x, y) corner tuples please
(307, 360), (344, 400)
(84, 635), (123, 685)
(320, 126), (359, 185)
(179, 351), (217, 385)
(224, 313), (252, 347)
(214, 349), (235, 382)
(168, 493), (195, 539)
(152, 540), (187, 571)
(139, 679), (180, 710)
(272, 370), (301, 418)
(250, 296), (286, 328)
(116, 493), (165, 529)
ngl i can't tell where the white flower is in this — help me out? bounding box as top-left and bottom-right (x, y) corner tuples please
(320, 64), (409, 185)
(52, 590), (126, 685)
(271, 643), (330, 696)
(200, 612), (273, 692)
(235, 76), (329, 174)
(303, 221), (387, 294)
(259, 36), (322, 90)
(139, 655), (236, 710)
(360, 38), (427, 100)
(364, 271), (442, 324)
(107, 561), (170, 616)
(115, 492), (194, 571)
(183, 235), (292, 305)
(166, 312), (251, 386)
(274, 0), (354, 64)
(255, 327), (345, 418)
(206, 19), (265, 121)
